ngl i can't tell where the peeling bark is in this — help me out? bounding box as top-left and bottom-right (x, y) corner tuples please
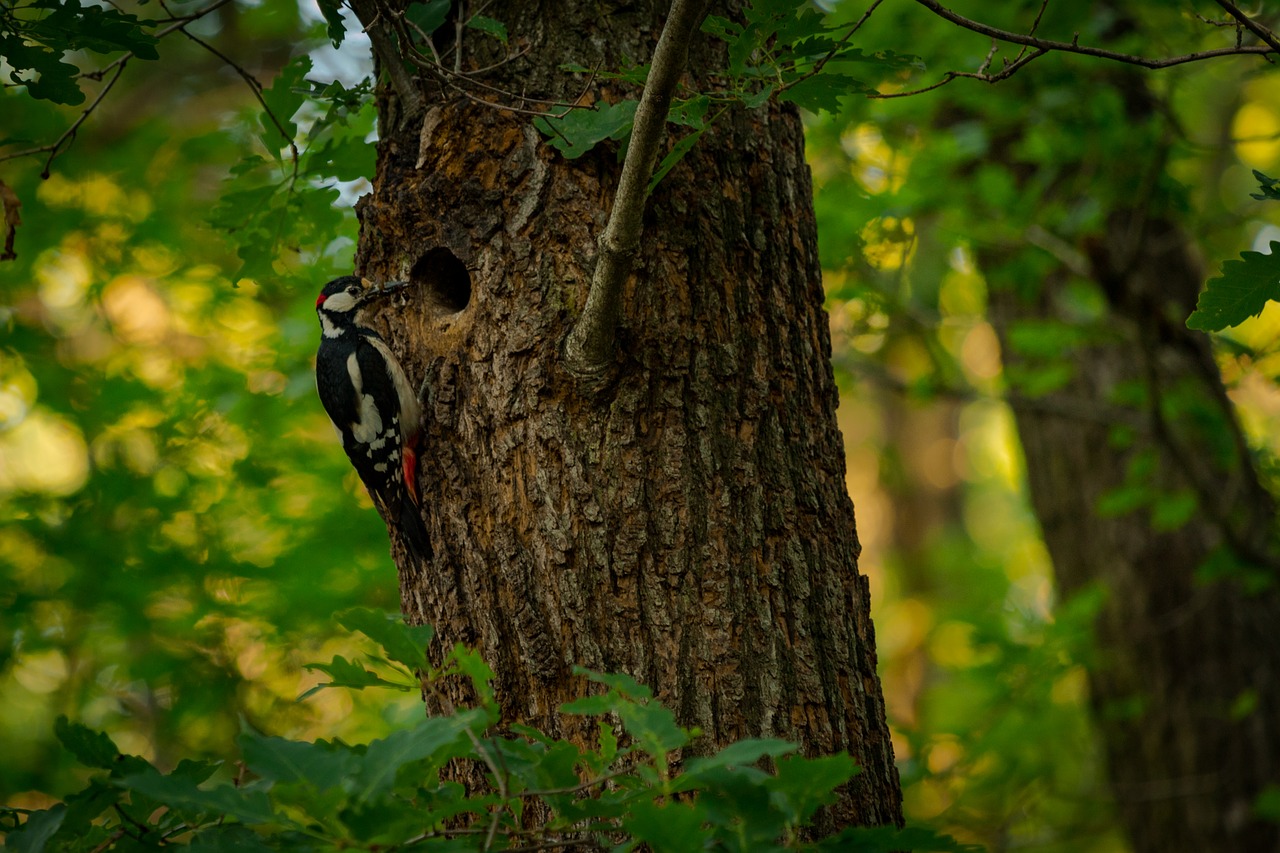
(348, 0), (901, 829)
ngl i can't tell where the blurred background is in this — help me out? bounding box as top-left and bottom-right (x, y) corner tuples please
(4, 1), (1280, 850)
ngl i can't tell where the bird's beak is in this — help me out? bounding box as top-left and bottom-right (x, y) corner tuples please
(363, 279), (411, 301)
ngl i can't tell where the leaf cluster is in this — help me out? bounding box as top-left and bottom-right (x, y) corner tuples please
(533, 0), (920, 187)
(208, 56), (376, 286)
(3, 611), (975, 853)
(0, 0), (158, 105)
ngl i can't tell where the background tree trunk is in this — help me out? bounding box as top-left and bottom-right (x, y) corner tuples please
(980, 71), (1280, 852)
(349, 0), (901, 828)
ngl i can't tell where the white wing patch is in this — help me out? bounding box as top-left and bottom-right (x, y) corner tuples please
(367, 337), (421, 434)
(346, 351), (384, 443)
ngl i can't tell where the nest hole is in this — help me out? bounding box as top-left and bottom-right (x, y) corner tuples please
(412, 247), (471, 313)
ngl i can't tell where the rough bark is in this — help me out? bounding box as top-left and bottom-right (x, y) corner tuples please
(348, 0), (901, 829)
(980, 78), (1280, 852)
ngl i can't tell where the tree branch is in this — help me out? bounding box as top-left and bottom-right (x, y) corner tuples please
(1214, 0), (1280, 54)
(563, 0), (710, 379)
(349, 0), (425, 121)
(0, 0), (235, 171)
(911, 0), (1276, 69)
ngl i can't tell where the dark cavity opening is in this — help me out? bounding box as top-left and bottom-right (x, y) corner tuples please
(412, 247), (471, 313)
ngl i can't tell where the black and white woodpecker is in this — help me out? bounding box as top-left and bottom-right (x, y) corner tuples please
(314, 275), (431, 561)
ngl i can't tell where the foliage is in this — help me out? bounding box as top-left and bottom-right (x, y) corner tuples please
(0, 0), (159, 105)
(534, 0), (920, 183)
(1188, 170), (1280, 331)
(6, 0), (1280, 851)
(0, 0), (404, 803)
(2, 613), (976, 853)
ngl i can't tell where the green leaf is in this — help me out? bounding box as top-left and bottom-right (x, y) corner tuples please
(186, 825), (277, 853)
(259, 55), (311, 152)
(649, 126), (706, 193)
(1250, 169), (1280, 202)
(617, 697), (689, 758)
(238, 730), (358, 790)
(778, 72), (870, 114)
(301, 655), (417, 697)
(26, 1), (159, 59)
(1095, 483), (1150, 518)
(351, 709), (490, 801)
(119, 765), (280, 826)
(1256, 783), (1280, 820)
(534, 100), (638, 159)
(678, 738), (798, 784)
(54, 717), (121, 770)
(576, 667), (653, 700)
(1150, 489), (1197, 532)
(766, 752), (859, 825)
(315, 0), (347, 47)
(405, 0), (451, 36)
(667, 95), (710, 128)
(448, 643), (496, 706)
(4, 805), (65, 853)
(1188, 241), (1280, 331)
(622, 799), (714, 853)
(1, 36), (84, 105)
(337, 608), (432, 671)
(466, 14), (507, 43)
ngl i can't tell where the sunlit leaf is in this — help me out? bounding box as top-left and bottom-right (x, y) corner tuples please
(1188, 241), (1280, 331)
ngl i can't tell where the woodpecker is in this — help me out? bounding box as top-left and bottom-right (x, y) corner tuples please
(315, 275), (430, 561)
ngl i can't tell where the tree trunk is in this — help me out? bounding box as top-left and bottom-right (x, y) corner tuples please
(348, 0), (901, 829)
(980, 75), (1280, 853)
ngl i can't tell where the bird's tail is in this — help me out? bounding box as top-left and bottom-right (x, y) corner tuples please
(397, 498), (433, 564)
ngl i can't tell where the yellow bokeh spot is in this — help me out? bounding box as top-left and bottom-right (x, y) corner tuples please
(879, 597), (933, 658)
(102, 275), (171, 345)
(1234, 102), (1280, 168)
(38, 173), (151, 222)
(1051, 666), (1088, 705)
(0, 409), (90, 495)
(930, 620), (978, 668)
(841, 123), (907, 195)
(960, 322), (1002, 384)
(926, 735), (965, 775)
(0, 358), (37, 430)
(13, 649), (69, 694)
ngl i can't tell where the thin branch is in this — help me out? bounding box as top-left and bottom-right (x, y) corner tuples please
(350, 0), (426, 120)
(40, 61), (127, 177)
(171, 26), (300, 171)
(563, 0), (711, 378)
(911, 0), (1276, 69)
(1214, 0), (1280, 54)
(0, 0), (235, 170)
(869, 47), (1047, 99)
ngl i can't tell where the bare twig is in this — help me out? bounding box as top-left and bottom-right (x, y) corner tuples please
(170, 26), (300, 171)
(0, 0), (235, 170)
(911, 0), (1276, 69)
(869, 47), (1048, 99)
(563, 0), (711, 378)
(1214, 0), (1280, 54)
(44, 61), (127, 177)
